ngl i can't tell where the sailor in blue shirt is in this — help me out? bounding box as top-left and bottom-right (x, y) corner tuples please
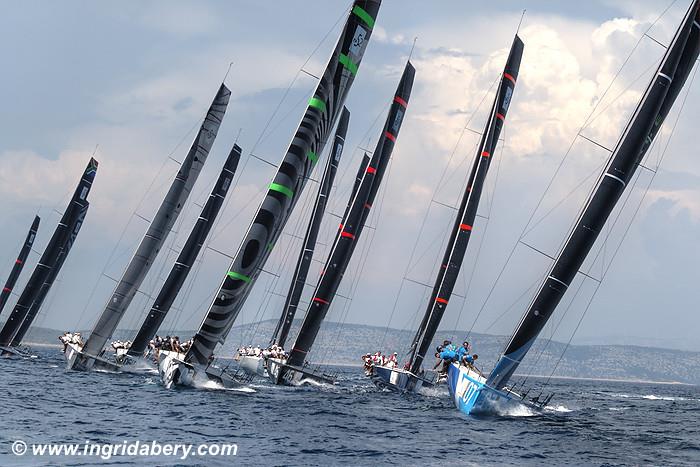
(456, 341), (471, 361)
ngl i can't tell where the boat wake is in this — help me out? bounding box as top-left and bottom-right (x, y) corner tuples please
(417, 385), (449, 398)
(195, 379), (255, 394)
(544, 404), (573, 413)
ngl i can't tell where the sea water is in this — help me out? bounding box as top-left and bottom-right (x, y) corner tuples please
(1, 349), (698, 466)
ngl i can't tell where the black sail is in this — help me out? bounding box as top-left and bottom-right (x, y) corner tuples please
(408, 36), (524, 375)
(287, 61), (415, 368)
(272, 107), (350, 348)
(0, 158), (98, 346)
(487, 2), (700, 390)
(185, 1), (380, 366)
(79, 84), (230, 361)
(0, 215), (40, 316)
(11, 203), (89, 346)
(127, 144), (242, 357)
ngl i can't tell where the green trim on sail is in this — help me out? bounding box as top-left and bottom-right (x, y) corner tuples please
(306, 150), (318, 163)
(339, 54), (358, 75)
(269, 182), (294, 199)
(308, 97), (326, 112)
(267, 242), (275, 252)
(352, 5), (375, 28)
(227, 271), (251, 283)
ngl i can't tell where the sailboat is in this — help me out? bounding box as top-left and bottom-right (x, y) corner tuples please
(370, 35), (524, 393)
(159, 0), (380, 390)
(448, 1), (700, 415)
(237, 107), (349, 378)
(267, 60), (415, 387)
(0, 216), (40, 317)
(65, 84), (231, 372)
(121, 143), (241, 367)
(0, 158), (98, 357)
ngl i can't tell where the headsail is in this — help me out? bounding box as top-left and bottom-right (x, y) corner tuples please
(127, 144), (242, 357)
(0, 158), (98, 347)
(0, 216), (40, 316)
(271, 107), (350, 348)
(487, 2), (700, 390)
(79, 84), (230, 361)
(407, 36), (524, 375)
(185, 1), (381, 366)
(286, 60), (415, 368)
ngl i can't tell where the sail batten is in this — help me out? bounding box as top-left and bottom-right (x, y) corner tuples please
(0, 216), (40, 316)
(185, 0), (381, 366)
(127, 144), (242, 358)
(286, 60), (415, 368)
(407, 36), (524, 375)
(0, 158), (98, 347)
(272, 108), (349, 348)
(79, 84), (231, 361)
(487, 2), (700, 390)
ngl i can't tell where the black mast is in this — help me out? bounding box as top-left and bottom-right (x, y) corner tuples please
(127, 144), (242, 357)
(0, 158), (98, 347)
(408, 36), (524, 375)
(0, 216), (40, 316)
(286, 61), (415, 368)
(487, 2), (700, 390)
(271, 107), (350, 348)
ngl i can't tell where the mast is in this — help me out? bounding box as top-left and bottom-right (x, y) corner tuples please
(287, 60), (415, 368)
(408, 36), (524, 375)
(79, 84), (230, 360)
(487, 2), (700, 390)
(127, 144), (242, 358)
(11, 203), (89, 346)
(0, 216), (40, 316)
(271, 107), (350, 348)
(0, 158), (98, 347)
(185, 1), (380, 366)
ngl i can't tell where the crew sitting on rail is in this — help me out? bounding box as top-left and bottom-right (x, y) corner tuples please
(111, 340), (132, 351)
(59, 332), (84, 351)
(456, 341), (471, 361)
(433, 340), (459, 376)
(362, 353), (374, 375)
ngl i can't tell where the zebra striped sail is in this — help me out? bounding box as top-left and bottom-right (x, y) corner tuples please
(186, 1), (381, 366)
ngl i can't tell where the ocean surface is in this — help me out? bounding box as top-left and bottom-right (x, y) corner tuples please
(1, 348), (699, 466)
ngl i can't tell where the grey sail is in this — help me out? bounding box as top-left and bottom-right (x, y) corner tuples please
(0, 215), (40, 316)
(185, 1), (380, 366)
(78, 84), (231, 363)
(487, 2), (700, 391)
(127, 144), (241, 357)
(0, 158), (98, 347)
(271, 107), (349, 348)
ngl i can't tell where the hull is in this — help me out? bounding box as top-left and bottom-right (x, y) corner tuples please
(370, 365), (436, 392)
(267, 358), (335, 386)
(0, 345), (36, 358)
(238, 355), (269, 378)
(447, 363), (540, 416)
(63, 343), (121, 373)
(158, 350), (249, 391)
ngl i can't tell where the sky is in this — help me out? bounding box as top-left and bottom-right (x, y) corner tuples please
(1, 0), (699, 354)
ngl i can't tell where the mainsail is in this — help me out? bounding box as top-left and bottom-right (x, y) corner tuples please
(79, 84), (231, 361)
(271, 107), (350, 348)
(487, 2), (700, 390)
(407, 36), (524, 375)
(127, 144), (242, 357)
(11, 203), (89, 346)
(0, 158), (98, 347)
(287, 60), (415, 368)
(0, 215), (40, 316)
(185, 1), (380, 366)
